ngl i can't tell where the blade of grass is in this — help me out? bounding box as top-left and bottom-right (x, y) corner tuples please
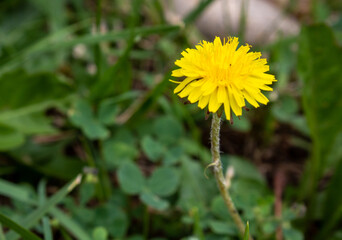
(243, 222), (250, 240)
(0, 96), (75, 122)
(40, 25), (180, 49)
(0, 24), (179, 76)
(0, 179), (36, 205)
(42, 218), (52, 240)
(0, 19), (92, 75)
(90, 37), (136, 100)
(0, 179), (91, 240)
(38, 180), (53, 240)
(60, 228), (73, 240)
(82, 137), (111, 201)
(49, 208), (91, 240)
(117, 70), (172, 125)
(192, 207), (205, 240)
(238, 0), (248, 43)
(0, 223), (6, 240)
(94, 0), (103, 82)
(183, 0), (214, 24)
(0, 213), (42, 240)
(6, 175), (82, 240)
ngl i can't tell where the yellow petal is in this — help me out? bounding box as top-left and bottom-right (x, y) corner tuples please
(198, 95), (210, 109)
(231, 85), (245, 107)
(223, 89), (231, 120)
(242, 89), (259, 108)
(202, 81), (217, 96)
(217, 86), (227, 103)
(259, 85), (273, 91)
(174, 77), (196, 94)
(254, 91), (269, 105)
(172, 69), (183, 77)
(190, 78), (206, 87)
(188, 87), (203, 103)
(208, 89), (222, 112)
(214, 36), (222, 48)
(178, 84), (194, 98)
(228, 86), (242, 116)
(169, 79), (182, 84)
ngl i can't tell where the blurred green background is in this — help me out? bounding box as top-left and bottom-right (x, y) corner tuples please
(0, 0), (342, 239)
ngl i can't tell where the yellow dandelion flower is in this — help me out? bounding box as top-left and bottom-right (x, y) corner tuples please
(170, 36), (276, 120)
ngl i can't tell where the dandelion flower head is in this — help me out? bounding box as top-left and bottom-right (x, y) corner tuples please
(171, 37), (276, 120)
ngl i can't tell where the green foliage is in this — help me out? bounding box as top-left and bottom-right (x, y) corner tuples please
(0, 213), (42, 240)
(141, 135), (165, 161)
(298, 24), (342, 225)
(243, 222), (249, 240)
(118, 162), (146, 195)
(0, 123), (25, 150)
(147, 166), (180, 197)
(69, 99), (109, 140)
(92, 227), (108, 240)
(299, 24), (342, 174)
(0, 0), (341, 239)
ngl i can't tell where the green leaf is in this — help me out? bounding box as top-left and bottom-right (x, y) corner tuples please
(0, 24), (180, 76)
(0, 113), (56, 135)
(231, 179), (268, 210)
(117, 162), (145, 195)
(211, 196), (231, 220)
(0, 213), (42, 240)
(103, 140), (138, 168)
(103, 129), (138, 167)
(0, 71), (74, 134)
(243, 222), (249, 240)
(125, 71), (172, 124)
(141, 135), (164, 162)
(0, 123), (25, 151)
(50, 208), (91, 240)
(298, 24), (342, 195)
(223, 155), (265, 184)
(318, 158), (342, 237)
(69, 99), (109, 140)
(91, 41), (133, 99)
(0, 223), (5, 240)
(208, 220), (238, 236)
(153, 116), (184, 144)
(79, 183), (95, 206)
(139, 191), (169, 211)
(183, 0), (214, 24)
(9, 142), (84, 180)
(177, 157), (216, 210)
(163, 146), (184, 165)
(0, 70), (71, 110)
(147, 167), (180, 197)
(93, 204), (128, 238)
(0, 179), (91, 240)
(283, 228), (304, 240)
(37, 180), (52, 240)
(97, 99), (120, 125)
(92, 227), (108, 240)
(0, 179), (36, 204)
(5, 175), (82, 240)
(271, 95), (299, 122)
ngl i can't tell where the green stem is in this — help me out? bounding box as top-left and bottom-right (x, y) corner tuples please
(95, 0), (102, 79)
(143, 205), (150, 240)
(210, 113), (251, 240)
(0, 223), (6, 240)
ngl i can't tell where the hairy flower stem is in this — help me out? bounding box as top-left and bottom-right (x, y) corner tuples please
(211, 113), (251, 240)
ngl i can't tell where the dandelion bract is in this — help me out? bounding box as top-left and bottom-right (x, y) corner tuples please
(171, 37), (276, 120)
